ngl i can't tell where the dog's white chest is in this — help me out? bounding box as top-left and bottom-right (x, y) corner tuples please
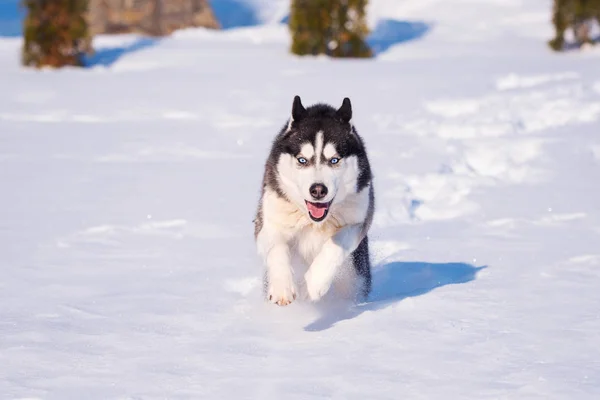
(292, 224), (337, 265)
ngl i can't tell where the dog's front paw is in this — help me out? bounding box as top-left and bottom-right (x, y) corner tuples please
(304, 268), (333, 302)
(268, 275), (297, 306)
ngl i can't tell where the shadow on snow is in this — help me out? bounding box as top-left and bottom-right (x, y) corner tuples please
(209, 1), (433, 55)
(280, 17), (433, 55)
(367, 19), (432, 54)
(211, 0), (261, 30)
(0, 1), (23, 37)
(304, 261), (486, 332)
(82, 37), (159, 68)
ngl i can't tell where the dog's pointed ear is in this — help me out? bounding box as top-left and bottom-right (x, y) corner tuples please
(291, 95), (307, 122)
(336, 97), (352, 123)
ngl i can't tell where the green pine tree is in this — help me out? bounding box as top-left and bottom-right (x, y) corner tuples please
(549, 0), (600, 51)
(289, 0), (373, 58)
(21, 0), (92, 68)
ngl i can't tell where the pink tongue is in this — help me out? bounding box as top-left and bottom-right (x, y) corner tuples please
(307, 202), (327, 219)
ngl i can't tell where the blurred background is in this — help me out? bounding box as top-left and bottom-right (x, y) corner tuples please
(3, 0), (600, 67)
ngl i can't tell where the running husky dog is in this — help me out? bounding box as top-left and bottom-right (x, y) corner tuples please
(254, 95), (374, 306)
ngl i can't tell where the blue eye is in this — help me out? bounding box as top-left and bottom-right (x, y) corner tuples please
(298, 157), (307, 164)
(330, 158), (340, 165)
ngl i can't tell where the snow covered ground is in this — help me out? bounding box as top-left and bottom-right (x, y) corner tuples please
(2, 0), (600, 398)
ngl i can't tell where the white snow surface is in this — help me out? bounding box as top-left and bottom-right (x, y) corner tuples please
(2, 0), (600, 398)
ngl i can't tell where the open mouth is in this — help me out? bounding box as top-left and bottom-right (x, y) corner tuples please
(305, 200), (332, 222)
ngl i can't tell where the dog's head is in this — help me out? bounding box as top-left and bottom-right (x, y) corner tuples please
(271, 95), (370, 223)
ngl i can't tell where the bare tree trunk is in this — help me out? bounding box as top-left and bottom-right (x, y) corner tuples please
(87, 0), (220, 35)
(150, 0), (163, 36)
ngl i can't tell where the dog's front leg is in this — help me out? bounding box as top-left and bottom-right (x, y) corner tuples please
(304, 223), (364, 301)
(257, 226), (297, 306)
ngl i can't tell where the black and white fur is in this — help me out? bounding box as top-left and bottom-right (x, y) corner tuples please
(254, 96), (375, 306)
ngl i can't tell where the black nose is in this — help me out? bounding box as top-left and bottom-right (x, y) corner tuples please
(309, 183), (328, 200)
